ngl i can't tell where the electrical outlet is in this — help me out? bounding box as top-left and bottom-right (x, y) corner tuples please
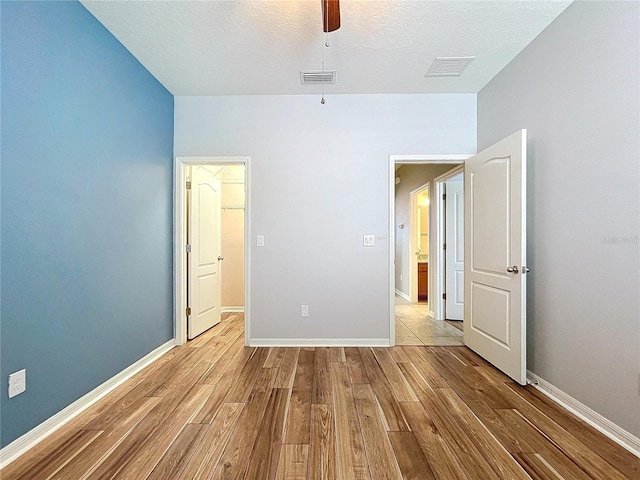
(300, 304), (309, 317)
(8, 369), (26, 398)
(363, 234), (375, 247)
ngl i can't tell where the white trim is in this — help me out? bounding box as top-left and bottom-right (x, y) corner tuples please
(389, 155), (470, 163)
(221, 306), (245, 313)
(408, 183), (432, 196)
(249, 338), (391, 347)
(174, 156), (251, 347)
(527, 371), (640, 457)
(389, 157), (396, 347)
(433, 179), (446, 320)
(394, 289), (411, 303)
(389, 154), (471, 346)
(0, 340), (175, 469)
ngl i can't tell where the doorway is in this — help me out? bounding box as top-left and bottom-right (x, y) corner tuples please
(389, 155), (470, 346)
(174, 156), (251, 346)
(409, 184), (430, 304)
(390, 131), (528, 384)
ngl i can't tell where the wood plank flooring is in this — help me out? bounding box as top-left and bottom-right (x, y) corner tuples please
(2, 313), (638, 480)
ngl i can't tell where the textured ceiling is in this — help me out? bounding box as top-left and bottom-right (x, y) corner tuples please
(80, 0), (572, 96)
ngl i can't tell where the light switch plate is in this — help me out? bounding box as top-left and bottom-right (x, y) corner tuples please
(256, 235), (265, 247)
(363, 234), (375, 247)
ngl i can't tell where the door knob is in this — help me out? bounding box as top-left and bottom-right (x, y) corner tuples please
(506, 266), (519, 274)
(522, 266), (530, 274)
(218, 256), (224, 261)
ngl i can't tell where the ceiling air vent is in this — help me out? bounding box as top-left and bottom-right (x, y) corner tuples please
(425, 57), (475, 77)
(300, 70), (337, 85)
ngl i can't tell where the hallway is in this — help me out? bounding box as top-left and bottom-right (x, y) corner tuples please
(395, 297), (463, 346)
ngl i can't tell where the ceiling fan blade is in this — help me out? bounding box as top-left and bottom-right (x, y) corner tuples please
(322, 0), (341, 32)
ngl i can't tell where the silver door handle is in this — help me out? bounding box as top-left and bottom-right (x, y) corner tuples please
(218, 256), (224, 261)
(522, 266), (530, 274)
(506, 266), (519, 274)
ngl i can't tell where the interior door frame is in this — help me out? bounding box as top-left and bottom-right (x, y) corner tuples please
(174, 156), (251, 346)
(434, 165), (465, 321)
(388, 155), (470, 345)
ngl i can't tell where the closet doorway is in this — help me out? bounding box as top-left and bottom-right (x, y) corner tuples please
(174, 157), (251, 345)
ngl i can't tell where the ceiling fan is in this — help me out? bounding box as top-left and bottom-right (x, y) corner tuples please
(318, 0), (340, 104)
(322, 0), (340, 32)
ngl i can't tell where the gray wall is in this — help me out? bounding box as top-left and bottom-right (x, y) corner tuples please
(478, 1), (639, 436)
(175, 94), (476, 343)
(394, 164), (457, 299)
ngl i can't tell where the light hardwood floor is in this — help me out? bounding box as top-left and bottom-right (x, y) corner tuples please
(2, 313), (638, 479)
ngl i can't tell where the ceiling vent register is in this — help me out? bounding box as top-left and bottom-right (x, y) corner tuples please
(425, 57), (475, 77)
(300, 70), (337, 85)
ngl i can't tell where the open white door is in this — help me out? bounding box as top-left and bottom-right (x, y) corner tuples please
(188, 166), (223, 340)
(445, 177), (464, 321)
(464, 130), (527, 384)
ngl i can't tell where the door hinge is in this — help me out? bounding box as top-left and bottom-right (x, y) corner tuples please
(442, 293), (446, 300)
(186, 244), (191, 253)
(442, 193), (446, 201)
(443, 243), (447, 250)
(186, 307), (191, 316)
(186, 181), (192, 189)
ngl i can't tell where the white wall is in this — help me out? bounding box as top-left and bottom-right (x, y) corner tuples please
(175, 94), (476, 342)
(478, 1), (640, 436)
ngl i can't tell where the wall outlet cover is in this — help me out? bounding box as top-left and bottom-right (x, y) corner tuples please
(363, 234), (375, 247)
(8, 369), (26, 398)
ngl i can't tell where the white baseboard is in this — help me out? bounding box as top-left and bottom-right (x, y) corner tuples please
(221, 306), (245, 313)
(394, 289), (411, 303)
(249, 338), (391, 347)
(0, 340), (176, 469)
(526, 371), (640, 457)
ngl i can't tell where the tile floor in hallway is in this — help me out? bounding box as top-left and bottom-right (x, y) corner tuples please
(395, 296), (464, 346)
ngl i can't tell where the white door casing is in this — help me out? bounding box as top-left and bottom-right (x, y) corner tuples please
(388, 155), (471, 346)
(445, 178), (464, 321)
(464, 129), (527, 384)
(188, 166), (223, 339)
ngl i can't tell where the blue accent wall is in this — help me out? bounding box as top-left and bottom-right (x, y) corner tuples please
(1, 1), (174, 447)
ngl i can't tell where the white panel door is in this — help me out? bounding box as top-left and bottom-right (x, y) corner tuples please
(464, 130), (527, 384)
(445, 178), (464, 321)
(188, 166), (222, 340)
